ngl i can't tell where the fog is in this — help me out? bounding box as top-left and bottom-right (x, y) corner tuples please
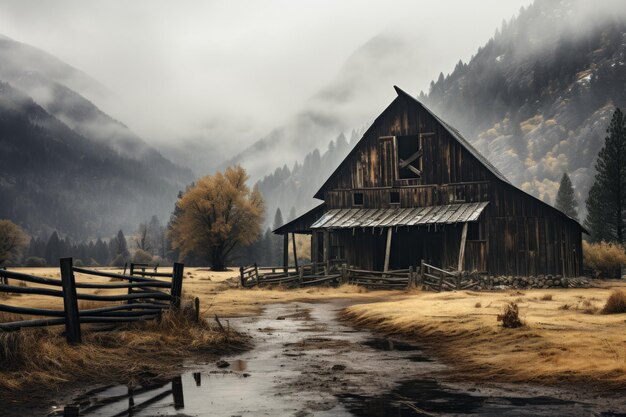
(0, 0), (532, 164)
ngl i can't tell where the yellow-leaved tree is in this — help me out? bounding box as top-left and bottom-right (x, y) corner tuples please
(169, 166), (264, 270)
(0, 219), (29, 266)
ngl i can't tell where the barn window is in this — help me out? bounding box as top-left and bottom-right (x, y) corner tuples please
(390, 191), (400, 204)
(467, 222), (484, 241)
(353, 192), (364, 206)
(396, 135), (422, 179)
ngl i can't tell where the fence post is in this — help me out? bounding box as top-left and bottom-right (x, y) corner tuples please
(298, 266), (304, 287)
(194, 297), (200, 323)
(172, 375), (185, 409)
(171, 263), (184, 308)
(128, 263), (135, 304)
(254, 263), (259, 287)
(420, 259), (425, 287)
(438, 269), (444, 292)
(408, 266), (414, 289)
(341, 263), (347, 285)
(239, 266), (245, 288)
(60, 257), (81, 344)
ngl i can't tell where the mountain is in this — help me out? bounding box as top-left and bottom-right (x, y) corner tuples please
(0, 36), (194, 239)
(421, 0), (626, 213)
(254, 0), (626, 225)
(221, 33), (425, 180)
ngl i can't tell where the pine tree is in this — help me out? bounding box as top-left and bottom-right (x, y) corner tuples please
(271, 208), (284, 265)
(585, 108), (626, 243)
(555, 173), (578, 219)
(45, 231), (60, 266)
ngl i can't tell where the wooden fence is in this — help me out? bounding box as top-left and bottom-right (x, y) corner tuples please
(0, 258), (184, 343)
(241, 260), (482, 291)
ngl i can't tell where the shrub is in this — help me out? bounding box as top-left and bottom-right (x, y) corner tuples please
(541, 294), (553, 301)
(132, 249), (153, 264)
(474, 302), (482, 308)
(583, 241), (626, 278)
(601, 290), (626, 314)
(497, 302), (524, 328)
(110, 254), (127, 267)
(24, 257), (46, 267)
(73, 259), (84, 267)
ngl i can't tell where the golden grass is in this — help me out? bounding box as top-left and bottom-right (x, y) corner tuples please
(583, 241), (626, 277)
(0, 302), (246, 395)
(342, 284), (626, 390)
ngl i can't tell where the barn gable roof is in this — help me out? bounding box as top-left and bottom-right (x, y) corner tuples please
(310, 85), (585, 232)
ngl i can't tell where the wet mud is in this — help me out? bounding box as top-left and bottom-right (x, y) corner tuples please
(7, 300), (626, 416)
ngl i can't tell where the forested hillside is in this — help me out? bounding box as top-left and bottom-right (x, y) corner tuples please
(421, 0), (626, 209)
(256, 0), (626, 224)
(0, 35), (194, 240)
(254, 129), (361, 228)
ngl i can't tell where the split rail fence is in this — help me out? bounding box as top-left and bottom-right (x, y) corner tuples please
(0, 258), (184, 343)
(240, 260), (479, 291)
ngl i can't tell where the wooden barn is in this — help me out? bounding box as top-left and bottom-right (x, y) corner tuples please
(274, 86), (585, 278)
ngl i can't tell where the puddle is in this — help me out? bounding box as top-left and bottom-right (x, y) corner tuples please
(6, 300), (623, 417)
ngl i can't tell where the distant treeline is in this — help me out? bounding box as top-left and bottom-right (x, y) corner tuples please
(21, 215), (169, 268)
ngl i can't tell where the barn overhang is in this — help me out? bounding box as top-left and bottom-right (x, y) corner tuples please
(310, 202), (488, 230)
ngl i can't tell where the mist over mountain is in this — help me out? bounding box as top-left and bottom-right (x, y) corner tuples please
(0, 36), (194, 240)
(254, 0), (626, 224)
(421, 0), (626, 213)
(222, 33), (427, 180)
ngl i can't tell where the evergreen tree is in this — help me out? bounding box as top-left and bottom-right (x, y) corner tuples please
(111, 230), (130, 260)
(585, 108), (626, 243)
(288, 206), (297, 223)
(271, 208), (284, 265)
(555, 173), (578, 219)
(45, 231), (61, 265)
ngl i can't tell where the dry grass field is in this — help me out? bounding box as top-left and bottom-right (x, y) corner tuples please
(2, 266), (626, 393)
(342, 281), (626, 390)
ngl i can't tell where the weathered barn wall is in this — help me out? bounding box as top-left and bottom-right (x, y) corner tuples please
(282, 89), (584, 277)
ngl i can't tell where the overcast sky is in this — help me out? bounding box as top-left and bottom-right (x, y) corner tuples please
(0, 0), (532, 148)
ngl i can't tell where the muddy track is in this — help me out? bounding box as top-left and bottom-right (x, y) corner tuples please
(28, 300), (626, 416)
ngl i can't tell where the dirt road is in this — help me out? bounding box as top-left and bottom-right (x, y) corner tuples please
(40, 300), (626, 416)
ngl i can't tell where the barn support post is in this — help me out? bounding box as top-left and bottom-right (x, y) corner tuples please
(457, 222), (468, 272)
(323, 230), (330, 275)
(291, 233), (299, 270)
(383, 227), (393, 273)
(311, 234), (318, 274)
(283, 234), (289, 273)
(60, 257), (81, 344)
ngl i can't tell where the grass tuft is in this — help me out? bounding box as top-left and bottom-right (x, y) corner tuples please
(601, 290), (626, 314)
(497, 302), (524, 328)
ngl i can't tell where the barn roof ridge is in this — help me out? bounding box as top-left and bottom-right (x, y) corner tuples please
(309, 85), (584, 231)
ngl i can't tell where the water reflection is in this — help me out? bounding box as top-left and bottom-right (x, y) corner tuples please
(52, 375), (187, 417)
